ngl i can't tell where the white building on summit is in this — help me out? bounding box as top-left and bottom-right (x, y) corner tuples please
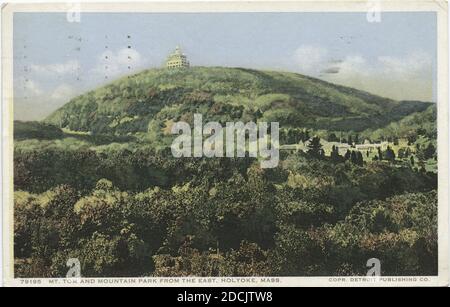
(166, 46), (190, 69)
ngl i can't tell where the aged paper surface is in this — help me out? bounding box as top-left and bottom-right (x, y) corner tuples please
(1, 1), (449, 287)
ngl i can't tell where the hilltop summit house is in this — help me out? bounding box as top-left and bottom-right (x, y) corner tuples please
(166, 46), (190, 69)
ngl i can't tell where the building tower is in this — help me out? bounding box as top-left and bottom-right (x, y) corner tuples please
(166, 46), (190, 69)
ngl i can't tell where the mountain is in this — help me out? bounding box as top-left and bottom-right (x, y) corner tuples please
(45, 66), (434, 138)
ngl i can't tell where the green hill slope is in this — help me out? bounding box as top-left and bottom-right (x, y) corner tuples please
(45, 66), (434, 138)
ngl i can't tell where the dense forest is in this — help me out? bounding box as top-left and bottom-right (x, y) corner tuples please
(14, 67), (438, 277)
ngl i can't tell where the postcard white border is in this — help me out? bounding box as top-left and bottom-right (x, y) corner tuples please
(1, 0), (449, 287)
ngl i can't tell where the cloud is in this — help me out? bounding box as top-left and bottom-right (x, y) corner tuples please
(24, 80), (44, 97)
(15, 81), (77, 121)
(321, 67), (340, 74)
(377, 51), (432, 79)
(293, 45), (328, 75)
(50, 84), (76, 101)
(92, 48), (147, 79)
(30, 60), (81, 76)
(16, 48), (148, 121)
(327, 52), (433, 101)
(292, 45), (434, 101)
(21, 80), (75, 102)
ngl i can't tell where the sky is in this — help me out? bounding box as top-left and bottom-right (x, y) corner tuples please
(13, 12), (437, 121)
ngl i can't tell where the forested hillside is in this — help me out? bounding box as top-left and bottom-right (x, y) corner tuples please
(14, 67), (438, 277)
(44, 67), (434, 140)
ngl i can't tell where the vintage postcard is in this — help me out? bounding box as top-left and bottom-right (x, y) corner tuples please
(1, 1), (449, 288)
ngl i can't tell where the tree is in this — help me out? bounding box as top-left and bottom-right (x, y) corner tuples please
(417, 128), (427, 136)
(348, 151), (363, 166)
(378, 148), (383, 161)
(223, 241), (271, 276)
(407, 133), (417, 145)
(344, 150), (351, 161)
(399, 147), (412, 159)
(303, 129), (310, 142)
(307, 137), (324, 159)
(330, 145), (342, 163)
(406, 147), (412, 157)
(416, 144), (425, 161)
(350, 151), (357, 164)
(328, 133), (338, 142)
(384, 146), (396, 162)
(287, 128), (295, 144)
(356, 152), (364, 166)
(424, 143), (436, 160)
(348, 135), (353, 146)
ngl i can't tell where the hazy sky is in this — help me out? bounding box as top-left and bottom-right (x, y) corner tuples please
(14, 12), (437, 121)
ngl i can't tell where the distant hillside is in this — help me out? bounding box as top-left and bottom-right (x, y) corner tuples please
(14, 121), (64, 140)
(45, 67), (434, 139)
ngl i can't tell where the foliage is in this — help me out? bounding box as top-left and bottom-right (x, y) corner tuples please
(13, 66), (438, 278)
(44, 67), (434, 137)
(14, 150), (438, 277)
